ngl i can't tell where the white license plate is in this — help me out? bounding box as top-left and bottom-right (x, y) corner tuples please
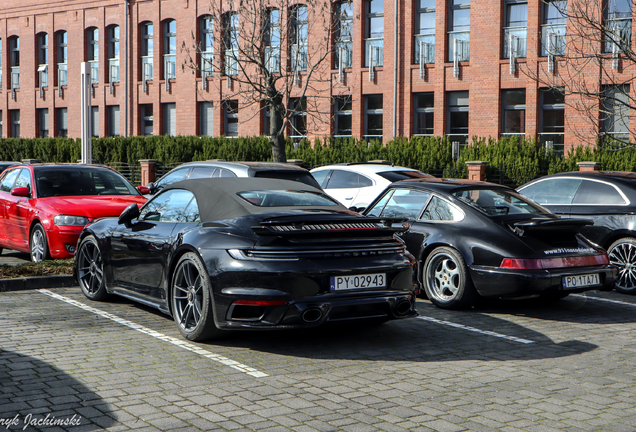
(563, 273), (600, 289)
(330, 273), (386, 290)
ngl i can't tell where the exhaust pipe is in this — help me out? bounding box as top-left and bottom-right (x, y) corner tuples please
(301, 308), (323, 323)
(396, 301), (411, 316)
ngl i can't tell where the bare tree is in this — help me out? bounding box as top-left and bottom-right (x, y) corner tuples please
(182, 0), (356, 161)
(521, 0), (635, 149)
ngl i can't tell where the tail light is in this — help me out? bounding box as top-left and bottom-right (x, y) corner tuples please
(232, 300), (287, 306)
(500, 254), (609, 269)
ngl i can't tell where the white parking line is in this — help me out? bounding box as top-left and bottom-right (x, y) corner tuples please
(417, 316), (535, 344)
(572, 294), (636, 307)
(39, 289), (268, 378)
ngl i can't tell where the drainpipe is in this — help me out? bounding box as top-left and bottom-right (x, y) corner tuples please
(393, 0), (398, 138)
(124, 0), (129, 137)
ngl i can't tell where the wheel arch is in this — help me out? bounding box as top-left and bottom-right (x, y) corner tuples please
(417, 241), (473, 285)
(599, 230), (636, 250)
(165, 245), (206, 315)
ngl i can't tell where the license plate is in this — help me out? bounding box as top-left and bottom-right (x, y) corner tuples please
(330, 273), (386, 290)
(563, 273), (600, 289)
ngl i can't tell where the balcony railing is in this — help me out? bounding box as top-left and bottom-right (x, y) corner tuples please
(142, 57), (153, 81)
(291, 44), (307, 72)
(89, 61), (99, 84)
(604, 19), (632, 54)
(201, 52), (214, 77)
(224, 49), (238, 76)
(164, 54), (176, 80)
(264, 47), (280, 73)
(336, 40), (353, 69)
(448, 31), (470, 62)
(503, 28), (527, 59)
(0, 69), (2, 90)
(11, 67), (20, 89)
(365, 38), (384, 67)
(58, 63), (67, 86)
(38, 65), (48, 88)
(415, 34), (435, 64)
(109, 59), (120, 83)
(541, 24), (566, 56)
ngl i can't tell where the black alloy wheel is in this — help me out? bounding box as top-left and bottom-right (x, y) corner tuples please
(77, 236), (108, 301)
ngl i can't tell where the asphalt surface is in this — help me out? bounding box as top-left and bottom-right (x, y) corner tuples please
(2, 285), (636, 431)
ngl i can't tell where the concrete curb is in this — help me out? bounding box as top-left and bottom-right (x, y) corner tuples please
(0, 275), (76, 292)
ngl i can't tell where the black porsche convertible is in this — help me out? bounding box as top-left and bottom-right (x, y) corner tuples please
(75, 178), (417, 341)
(363, 178), (617, 309)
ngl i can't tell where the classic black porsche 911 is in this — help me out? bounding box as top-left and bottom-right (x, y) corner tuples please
(363, 178), (617, 309)
(75, 178), (417, 341)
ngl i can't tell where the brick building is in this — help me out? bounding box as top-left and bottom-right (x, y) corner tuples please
(0, 0), (631, 154)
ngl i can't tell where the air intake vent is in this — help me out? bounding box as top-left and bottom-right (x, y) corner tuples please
(270, 222), (379, 232)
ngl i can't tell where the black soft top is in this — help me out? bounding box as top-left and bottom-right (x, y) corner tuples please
(163, 178), (343, 222)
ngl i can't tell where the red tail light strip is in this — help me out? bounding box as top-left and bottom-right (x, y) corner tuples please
(500, 254), (609, 269)
(232, 300), (287, 306)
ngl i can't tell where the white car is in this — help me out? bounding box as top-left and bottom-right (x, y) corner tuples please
(310, 162), (433, 209)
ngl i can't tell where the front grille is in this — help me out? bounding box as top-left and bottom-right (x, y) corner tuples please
(270, 222), (379, 232)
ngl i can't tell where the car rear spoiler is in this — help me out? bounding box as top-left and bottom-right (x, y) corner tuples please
(252, 216), (408, 236)
(510, 217), (593, 237)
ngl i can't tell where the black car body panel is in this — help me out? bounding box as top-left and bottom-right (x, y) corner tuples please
(77, 178), (417, 334)
(363, 178), (616, 306)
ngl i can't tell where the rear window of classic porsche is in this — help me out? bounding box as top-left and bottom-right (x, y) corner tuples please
(237, 190), (340, 207)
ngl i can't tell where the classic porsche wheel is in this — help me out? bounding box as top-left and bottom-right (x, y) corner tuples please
(30, 223), (50, 263)
(77, 236), (108, 301)
(423, 247), (478, 309)
(608, 237), (636, 294)
(171, 252), (222, 341)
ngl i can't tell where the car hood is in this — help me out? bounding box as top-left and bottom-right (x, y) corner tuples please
(38, 195), (147, 219)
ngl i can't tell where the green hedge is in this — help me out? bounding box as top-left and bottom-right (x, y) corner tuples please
(2, 135), (636, 187)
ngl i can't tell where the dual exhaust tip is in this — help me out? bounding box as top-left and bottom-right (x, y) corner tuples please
(300, 300), (412, 323)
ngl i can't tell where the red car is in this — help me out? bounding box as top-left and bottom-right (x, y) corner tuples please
(0, 164), (147, 262)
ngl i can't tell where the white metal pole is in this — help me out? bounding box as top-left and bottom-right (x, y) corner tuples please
(80, 62), (92, 164)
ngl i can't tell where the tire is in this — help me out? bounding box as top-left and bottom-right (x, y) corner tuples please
(76, 236), (109, 301)
(423, 247), (478, 309)
(30, 223), (50, 263)
(171, 252), (223, 341)
(608, 237), (636, 294)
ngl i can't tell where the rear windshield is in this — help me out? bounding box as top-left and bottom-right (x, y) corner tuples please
(35, 168), (139, 198)
(452, 188), (551, 216)
(253, 170), (321, 188)
(377, 170), (431, 182)
(237, 190), (339, 207)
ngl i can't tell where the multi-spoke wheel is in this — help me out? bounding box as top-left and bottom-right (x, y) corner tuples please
(423, 246), (478, 309)
(77, 236), (108, 301)
(171, 252), (222, 341)
(30, 223), (50, 263)
(608, 237), (636, 294)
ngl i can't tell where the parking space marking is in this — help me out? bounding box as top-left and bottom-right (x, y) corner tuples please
(572, 294), (636, 307)
(417, 316), (535, 344)
(39, 289), (268, 378)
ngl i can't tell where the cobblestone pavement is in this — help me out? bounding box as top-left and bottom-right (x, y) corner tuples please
(2, 287), (636, 431)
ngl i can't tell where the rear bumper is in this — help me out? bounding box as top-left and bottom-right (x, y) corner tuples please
(469, 264), (617, 298)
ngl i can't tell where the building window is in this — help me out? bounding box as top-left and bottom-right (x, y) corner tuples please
(290, 97), (307, 143)
(448, 0), (470, 62)
(91, 106), (99, 137)
(163, 19), (176, 80)
(264, 9), (281, 73)
(503, 0), (527, 59)
(37, 33), (48, 88)
(9, 36), (19, 89)
(38, 109), (49, 138)
(604, 0), (632, 53)
(365, 0), (384, 67)
(224, 100), (239, 136)
(501, 90), (526, 135)
(107, 25), (120, 83)
(0, 110), (3, 137)
(141, 22), (153, 82)
(163, 103), (176, 136)
(200, 102), (213, 136)
(539, 88), (565, 154)
(601, 84), (630, 144)
(364, 94), (383, 142)
(223, 13), (239, 76)
(291, 5), (308, 72)
(415, 0), (435, 65)
(541, 1), (566, 56)
(87, 28), (99, 84)
(200, 16), (214, 78)
(413, 93), (434, 136)
(108, 105), (120, 136)
(334, 96), (352, 137)
(56, 31), (68, 86)
(335, 2), (353, 69)
(447, 91), (469, 144)
(10, 110), (19, 138)
(57, 108), (67, 137)
(141, 104), (153, 136)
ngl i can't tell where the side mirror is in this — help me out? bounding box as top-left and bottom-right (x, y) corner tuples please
(146, 182), (156, 194)
(118, 203), (140, 227)
(348, 206), (366, 213)
(137, 185), (150, 195)
(11, 187), (30, 197)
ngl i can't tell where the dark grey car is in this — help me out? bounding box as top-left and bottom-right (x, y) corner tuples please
(518, 171), (636, 294)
